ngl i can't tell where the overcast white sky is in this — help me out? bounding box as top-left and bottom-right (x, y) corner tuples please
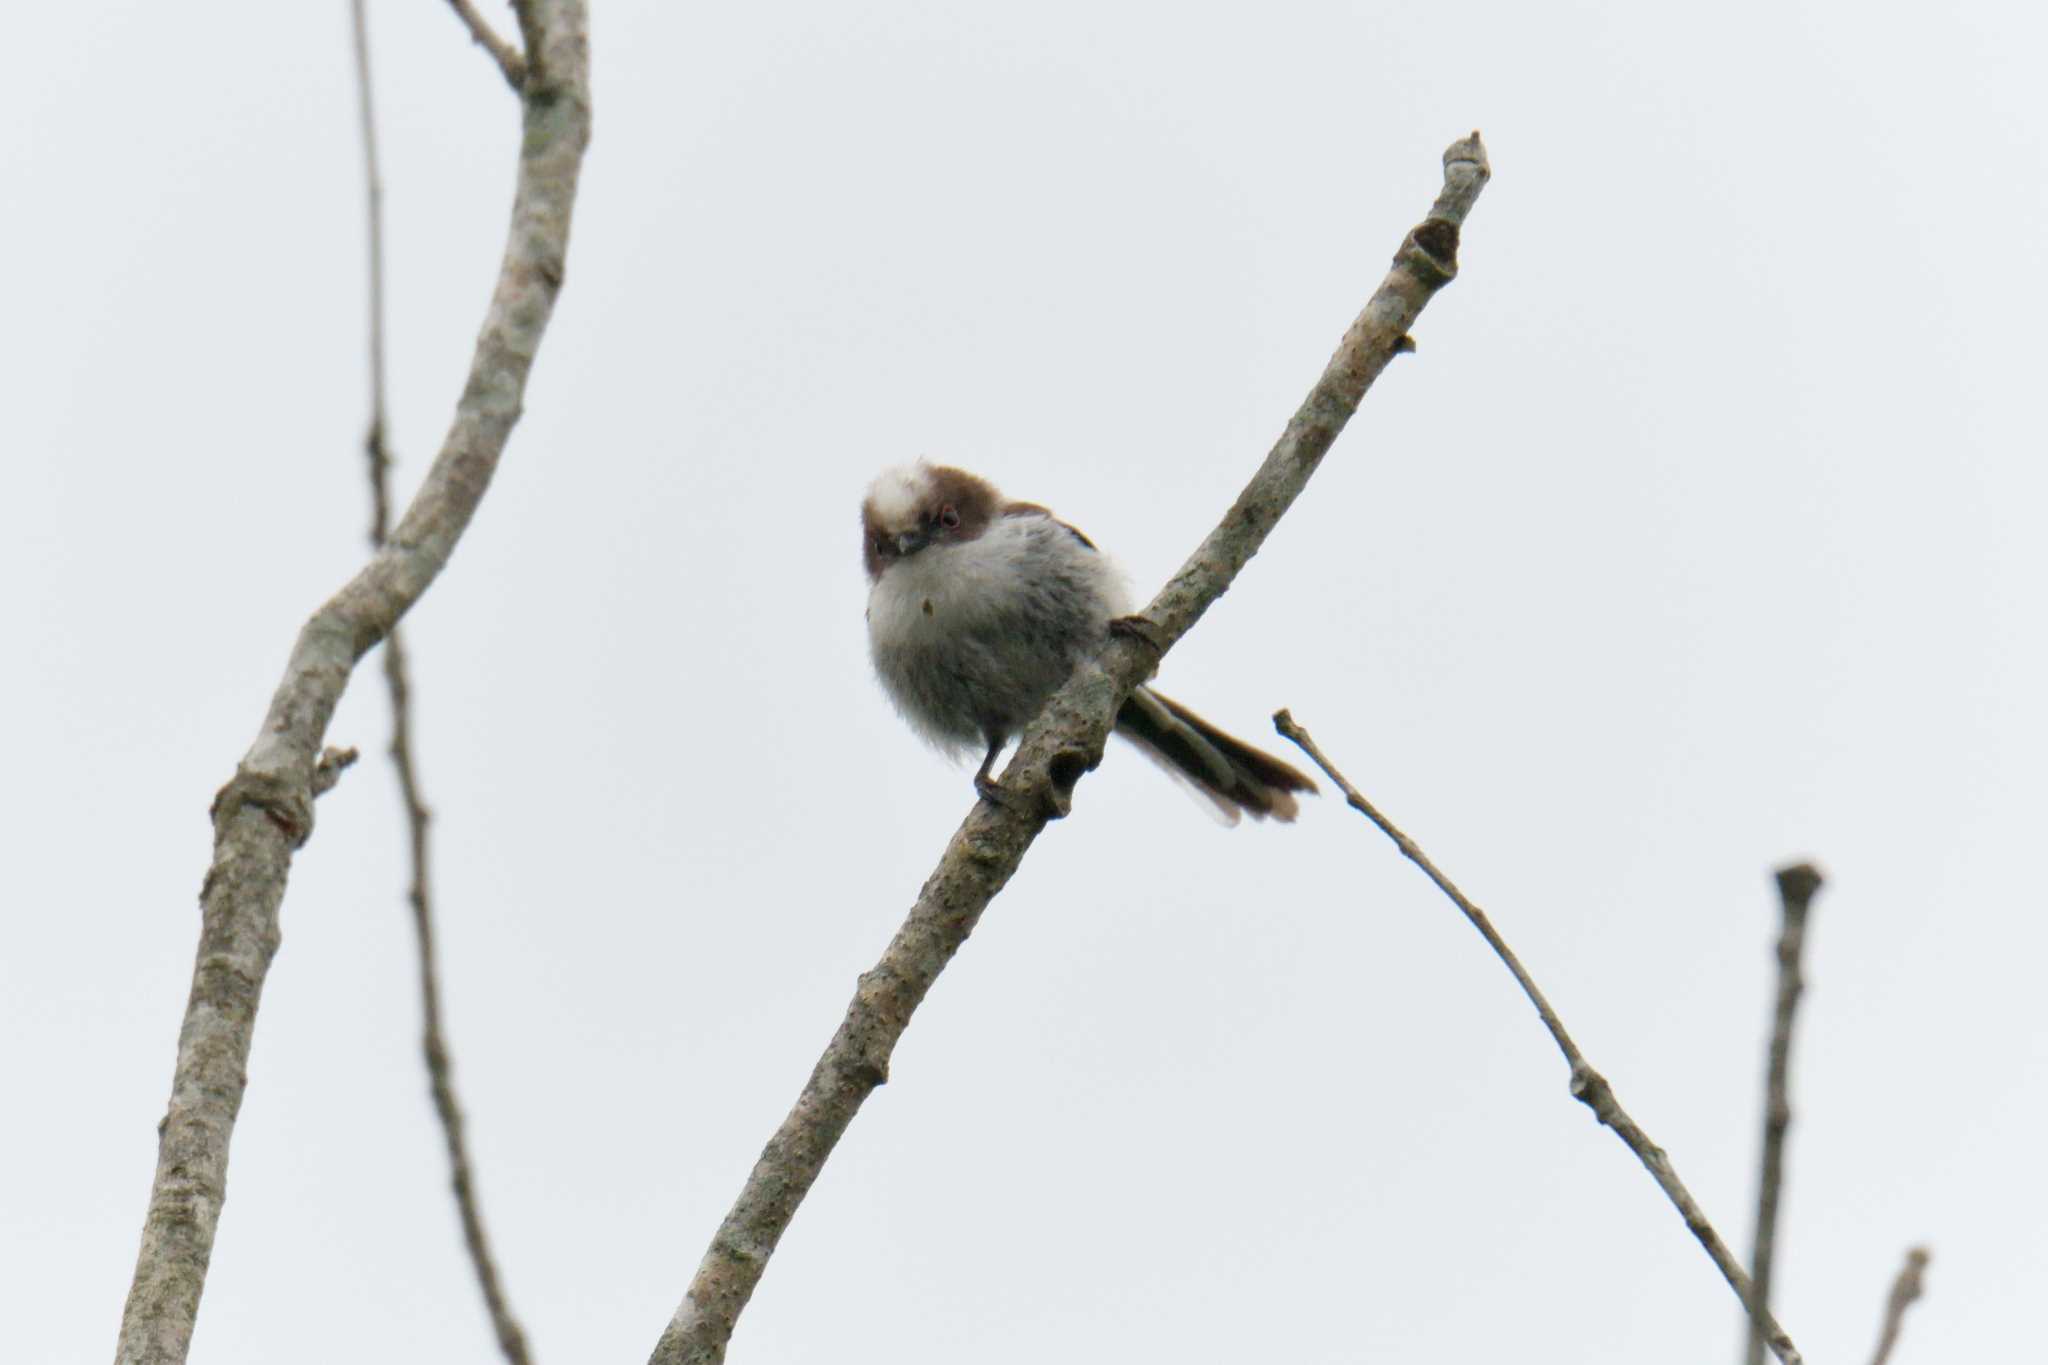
(6, 2), (2044, 1361)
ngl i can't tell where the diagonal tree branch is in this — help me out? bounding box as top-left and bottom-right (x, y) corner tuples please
(443, 0), (528, 90)
(1745, 862), (1824, 1365)
(648, 132), (1492, 1365)
(115, 7), (589, 1362)
(1270, 711), (1806, 1365)
(350, 3), (533, 1361)
(1868, 1245), (1930, 1365)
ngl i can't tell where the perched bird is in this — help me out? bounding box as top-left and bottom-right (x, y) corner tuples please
(861, 462), (1316, 822)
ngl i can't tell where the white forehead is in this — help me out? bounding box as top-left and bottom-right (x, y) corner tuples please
(864, 463), (932, 528)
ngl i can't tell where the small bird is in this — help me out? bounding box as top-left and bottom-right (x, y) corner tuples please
(861, 462), (1316, 822)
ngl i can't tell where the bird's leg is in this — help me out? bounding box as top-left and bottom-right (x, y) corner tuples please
(974, 735), (1009, 806)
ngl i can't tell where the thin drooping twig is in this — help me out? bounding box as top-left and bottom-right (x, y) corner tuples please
(384, 623), (537, 1364)
(443, 0), (528, 90)
(115, 9), (589, 1363)
(1270, 711), (1805, 1365)
(649, 133), (1492, 1365)
(350, 4), (533, 1361)
(1868, 1245), (1930, 1365)
(1745, 862), (1824, 1365)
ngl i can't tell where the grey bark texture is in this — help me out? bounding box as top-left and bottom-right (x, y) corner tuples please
(113, 7), (590, 1362)
(1271, 713), (1807, 1365)
(648, 132), (1492, 1365)
(1745, 862), (1824, 1365)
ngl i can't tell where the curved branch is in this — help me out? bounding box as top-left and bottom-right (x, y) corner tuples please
(352, 2), (534, 1359)
(1269, 712), (1805, 1365)
(649, 132), (1491, 1365)
(114, 8), (590, 1362)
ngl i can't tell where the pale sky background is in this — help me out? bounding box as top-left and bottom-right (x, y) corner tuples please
(5, 2), (2043, 1362)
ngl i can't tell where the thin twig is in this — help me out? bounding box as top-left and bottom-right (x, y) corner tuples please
(351, 3), (533, 1361)
(1270, 711), (1805, 1365)
(350, 0), (392, 542)
(1745, 862), (1824, 1365)
(649, 133), (1492, 1365)
(115, 8), (589, 1362)
(444, 0), (528, 90)
(386, 628), (536, 1364)
(1868, 1245), (1930, 1365)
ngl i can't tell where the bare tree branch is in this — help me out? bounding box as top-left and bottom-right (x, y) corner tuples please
(1270, 711), (1806, 1365)
(384, 623), (536, 1364)
(1745, 862), (1824, 1365)
(444, 0), (528, 90)
(350, 3), (533, 1361)
(114, 7), (589, 1361)
(1868, 1245), (1930, 1365)
(648, 132), (1492, 1365)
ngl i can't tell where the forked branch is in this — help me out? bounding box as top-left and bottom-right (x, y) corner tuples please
(114, 8), (589, 1362)
(444, 0), (528, 89)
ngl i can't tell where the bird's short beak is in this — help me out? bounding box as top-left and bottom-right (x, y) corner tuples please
(894, 528), (930, 557)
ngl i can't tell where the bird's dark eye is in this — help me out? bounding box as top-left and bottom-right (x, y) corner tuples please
(938, 505), (960, 529)
(874, 535), (891, 557)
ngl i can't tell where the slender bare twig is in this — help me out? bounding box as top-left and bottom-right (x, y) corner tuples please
(350, 4), (533, 1361)
(115, 8), (589, 1362)
(1868, 1245), (1930, 1365)
(385, 625), (538, 1363)
(444, 0), (528, 90)
(648, 133), (1492, 1365)
(1745, 862), (1824, 1365)
(1270, 712), (1805, 1365)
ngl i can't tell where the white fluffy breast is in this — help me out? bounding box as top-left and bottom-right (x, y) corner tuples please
(867, 513), (1128, 647)
(866, 510), (1133, 749)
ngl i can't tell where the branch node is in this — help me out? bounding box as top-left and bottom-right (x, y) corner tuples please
(842, 1057), (889, 1089)
(1398, 219), (1461, 285)
(210, 768), (316, 848)
(1774, 861), (1825, 911)
(1108, 613), (1166, 658)
(1568, 1062), (1608, 1113)
(443, 0), (529, 92)
(1044, 749), (1092, 818)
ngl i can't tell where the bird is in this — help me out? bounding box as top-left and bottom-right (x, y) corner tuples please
(861, 461), (1316, 822)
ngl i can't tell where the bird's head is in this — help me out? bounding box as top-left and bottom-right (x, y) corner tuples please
(860, 462), (1001, 581)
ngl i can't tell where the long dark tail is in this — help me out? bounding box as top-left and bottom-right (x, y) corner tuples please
(1114, 686), (1317, 823)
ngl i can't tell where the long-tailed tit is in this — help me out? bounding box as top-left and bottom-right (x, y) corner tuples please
(862, 462), (1315, 822)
